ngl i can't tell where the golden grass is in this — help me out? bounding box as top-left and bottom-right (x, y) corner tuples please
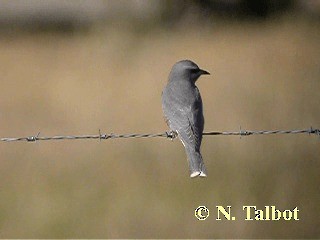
(0, 18), (319, 238)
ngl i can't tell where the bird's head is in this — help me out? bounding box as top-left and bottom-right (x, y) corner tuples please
(169, 60), (210, 83)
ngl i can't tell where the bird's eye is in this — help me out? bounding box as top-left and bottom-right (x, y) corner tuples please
(190, 68), (198, 73)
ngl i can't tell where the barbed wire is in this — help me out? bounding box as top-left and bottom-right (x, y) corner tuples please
(0, 127), (319, 143)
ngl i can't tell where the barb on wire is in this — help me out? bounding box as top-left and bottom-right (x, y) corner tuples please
(0, 127), (319, 143)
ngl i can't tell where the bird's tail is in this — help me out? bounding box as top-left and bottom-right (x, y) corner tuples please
(186, 148), (207, 178)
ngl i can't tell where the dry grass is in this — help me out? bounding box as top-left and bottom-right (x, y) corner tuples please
(0, 17), (319, 238)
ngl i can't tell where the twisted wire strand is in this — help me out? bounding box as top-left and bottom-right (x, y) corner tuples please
(0, 127), (319, 142)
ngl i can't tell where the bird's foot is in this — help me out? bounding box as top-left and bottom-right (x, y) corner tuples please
(166, 130), (178, 141)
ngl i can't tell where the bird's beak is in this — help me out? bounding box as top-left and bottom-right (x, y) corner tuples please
(199, 69), (210, 75)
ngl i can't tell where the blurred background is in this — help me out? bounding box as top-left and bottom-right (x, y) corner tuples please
(0, 0), (319, 238)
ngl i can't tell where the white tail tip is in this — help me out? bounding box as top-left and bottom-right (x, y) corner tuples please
(190, 171), (201, 178)
(199, 172), (207, 177)
(190, 171), (207, 178)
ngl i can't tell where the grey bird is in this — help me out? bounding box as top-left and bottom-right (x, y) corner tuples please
(162, 60), (210, 178)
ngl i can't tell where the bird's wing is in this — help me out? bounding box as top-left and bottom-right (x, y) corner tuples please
(163, 86), (203, 152)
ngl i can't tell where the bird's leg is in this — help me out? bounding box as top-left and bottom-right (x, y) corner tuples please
(166, 130), (178, 141)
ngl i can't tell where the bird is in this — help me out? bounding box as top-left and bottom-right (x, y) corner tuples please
(162, 60), (210, 178)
